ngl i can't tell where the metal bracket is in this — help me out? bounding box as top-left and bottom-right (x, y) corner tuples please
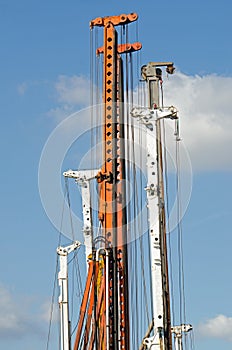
(63, 169), (98, 183)
(171, 324), (193, 350)
(143, 328), (163, 349)
(96, 42), (142, 55)
(131, 106), (178, 127)
(144, 184), (158, 197)
(171, 323), (193, 334)
(141, 61), (175, 80)
(57, 241), (81, 257)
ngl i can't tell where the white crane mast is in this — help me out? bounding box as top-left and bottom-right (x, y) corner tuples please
(132, 62), (193, 350)
(63, 169), (99, 264)
(57, 241), (81, 350)
(132, 62), (177, 349)
(131, 105), (177, 350)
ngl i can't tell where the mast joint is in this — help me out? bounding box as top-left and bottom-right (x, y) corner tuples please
(96, 170), (114, 184)
(96, 42), (142, 55)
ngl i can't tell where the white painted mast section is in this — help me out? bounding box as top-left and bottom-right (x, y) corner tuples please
(131, 61), (177, 350)
(144, 109), (164, 349)
(131, 106), (177, 350)
(63, 169), (99, 264)
(57, 241), (81, 350)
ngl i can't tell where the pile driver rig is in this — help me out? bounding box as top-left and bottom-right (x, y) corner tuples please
(57, 12), (193, 350)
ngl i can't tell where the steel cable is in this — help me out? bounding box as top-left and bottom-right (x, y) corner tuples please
(162, 119), (176, 326)
(175, 137), (188, 349)
(45, 180), (69, 350)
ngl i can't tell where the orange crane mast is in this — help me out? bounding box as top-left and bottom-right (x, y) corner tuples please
(73, 13), (141, 350)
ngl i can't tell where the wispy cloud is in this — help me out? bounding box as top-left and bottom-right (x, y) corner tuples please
(40, 299), (59, 323)
(197, 314), (232, 342)
(17, 82), (28, 96)
(55, 75), (91, 106)
(0, 284), (55, 339)
(47, 75), (93, 122)
(165, 72), (232, 171)
(0, 285), (27, 337)
(46, 104), (75, 123)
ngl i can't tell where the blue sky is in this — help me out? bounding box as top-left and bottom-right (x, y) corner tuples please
(1, 1), (232, 349)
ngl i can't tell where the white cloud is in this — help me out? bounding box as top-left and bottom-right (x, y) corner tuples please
(48, 72), (232, 171)
(55, 75), (91, 106)
(0, 285), (54, 339)
(197, 314), (232, 342)
(164, 72), (232, 171)
(48, 75), (95, 122)
(47, 104), (75, 123)
(0, 285), (29, 337)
